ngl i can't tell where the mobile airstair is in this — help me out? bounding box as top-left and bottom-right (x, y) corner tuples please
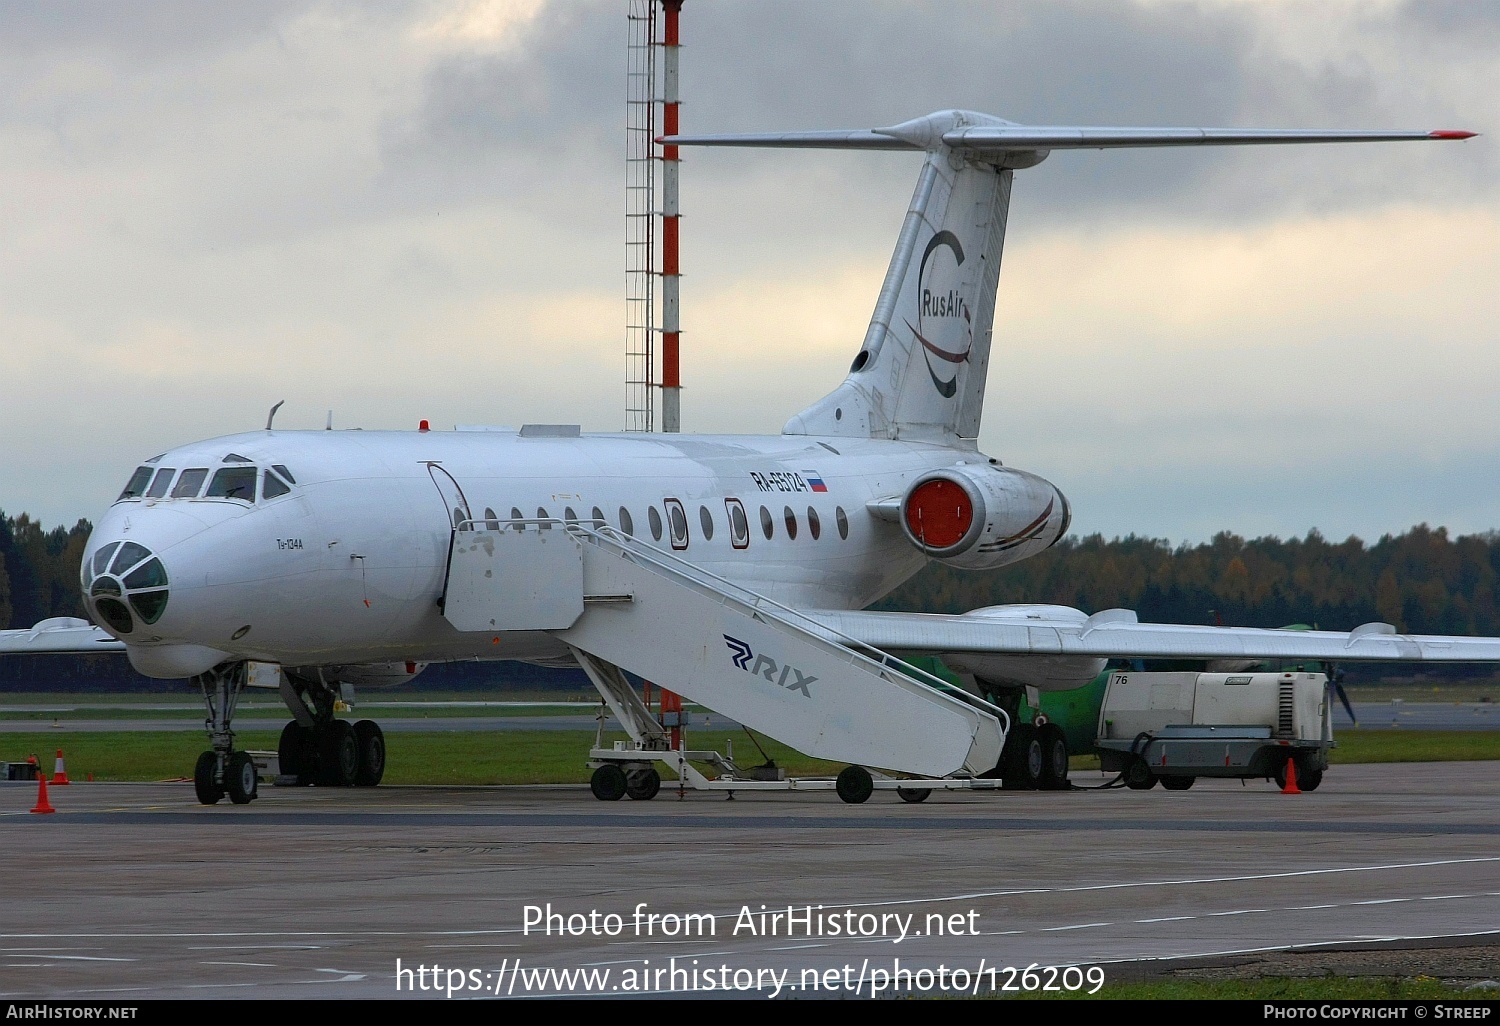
(441, 520), (1007, 802)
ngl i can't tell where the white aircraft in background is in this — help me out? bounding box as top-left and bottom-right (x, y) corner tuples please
(1, 109), (1486, 807)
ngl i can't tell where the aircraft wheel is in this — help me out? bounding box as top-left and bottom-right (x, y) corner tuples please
(226, 751), (258, 805)
(591, 764), (627, 801)
(1159, 775), (1195, 791)
(896, 786), (931, 804)
(1037, 723), (1070, 790)
(193, 751), (224, 806)
(624, 767), (661, 801)
(835, 765), (874, 805)
(318, 720), (359, 787)
(1002, 724), (1042, 789)
(1123, 758), (1157, 790)
(353, 720), (386, 787)
(278, 722), (315, 785)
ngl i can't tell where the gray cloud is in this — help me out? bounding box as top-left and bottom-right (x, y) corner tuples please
(1, 0), (1496, 541)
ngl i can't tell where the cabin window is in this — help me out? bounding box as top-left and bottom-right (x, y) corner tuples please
(118, 466), (153, 501)
(807, 507), (821, 541)
(760, 506), (774, 540)
(619, 507), (634, 536)
(205, 467), (257, 502)
(698, 505), (714, 541)
(591, 506), (605, 527)
(665, 499), (689, 550)
(648, 506), (663, 541)
(484, 507), (500, 530)
(783, 506), (798, 540)
(510, 507), (524, 531)
(726, 499), (749, 549)
(172, 469), (208, 498)
(536, 507), (551, 529)
(564, 506), (578, 525)
(836, 506), (849, 540)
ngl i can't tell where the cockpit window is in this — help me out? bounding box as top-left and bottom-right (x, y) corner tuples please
(222, 453), (251, 463)
(272, 464), (296, 484)
(205, 466), (257, 501)
(145, 468), (176, 499)
(172, 468), (209, 498)
(118, 466), (154, 500)
(262, 469), (291, 500)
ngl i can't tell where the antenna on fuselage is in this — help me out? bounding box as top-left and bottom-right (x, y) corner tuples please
(265, 400), (285, 431)
(325, 410), (333, 431)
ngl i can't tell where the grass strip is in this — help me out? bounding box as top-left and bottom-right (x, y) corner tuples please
(0, 729), (843, 785)
(3, 728), (1496, 785)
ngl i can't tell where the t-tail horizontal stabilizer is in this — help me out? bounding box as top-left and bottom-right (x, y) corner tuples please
(664, 111), (1475, 447)
(664, 109), (1477, 159)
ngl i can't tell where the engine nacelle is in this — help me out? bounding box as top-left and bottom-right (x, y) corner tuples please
(899, 464), (1070, 570)
(939, 605), (1106, 692)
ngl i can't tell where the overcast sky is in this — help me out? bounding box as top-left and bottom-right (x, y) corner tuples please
(1, 0), (1496, 546)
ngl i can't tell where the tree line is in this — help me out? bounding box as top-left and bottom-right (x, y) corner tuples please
(5, 510), (1500, 635)
(875, 524), (1500, 638)
(0, 511), (92, 631)
(5, 510), (1500, 679)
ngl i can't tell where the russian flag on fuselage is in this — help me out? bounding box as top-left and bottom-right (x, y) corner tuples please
(803, 471), (828, 493)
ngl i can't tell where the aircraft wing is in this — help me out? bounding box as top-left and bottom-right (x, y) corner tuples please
(0, 618), (126, 655)
(806, 607), (1500, 663)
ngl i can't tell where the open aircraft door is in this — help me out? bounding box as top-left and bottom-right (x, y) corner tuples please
(426, 463), (474, 608)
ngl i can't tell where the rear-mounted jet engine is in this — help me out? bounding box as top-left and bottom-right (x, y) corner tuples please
(899, 465), (1070, 570)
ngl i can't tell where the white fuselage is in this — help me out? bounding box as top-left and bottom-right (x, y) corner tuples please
(81, 428), (1065, 678)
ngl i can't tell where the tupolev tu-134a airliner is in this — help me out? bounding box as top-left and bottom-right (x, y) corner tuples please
(1, 109), (1487, 806)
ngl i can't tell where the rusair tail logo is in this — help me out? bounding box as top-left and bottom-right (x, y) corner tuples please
(903, 230), (972, 398)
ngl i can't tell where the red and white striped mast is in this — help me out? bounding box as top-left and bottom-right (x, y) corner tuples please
(659, 0), (683, 434)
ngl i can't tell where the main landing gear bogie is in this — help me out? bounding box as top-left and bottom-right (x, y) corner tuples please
(278, 719), (386, 788)
(998, 722), (1071, 791)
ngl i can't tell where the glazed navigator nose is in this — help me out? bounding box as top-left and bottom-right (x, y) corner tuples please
(83, 540), (169, 637)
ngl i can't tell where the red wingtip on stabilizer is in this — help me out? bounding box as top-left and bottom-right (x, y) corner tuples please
(1429, 130), (1478, 140)
(31, 774), (56, 814)
(1281, 757), (1302, 796)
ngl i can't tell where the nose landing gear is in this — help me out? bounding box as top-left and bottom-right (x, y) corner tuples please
(191, 662), (258, 806)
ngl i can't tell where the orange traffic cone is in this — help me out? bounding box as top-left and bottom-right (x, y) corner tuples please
(1281, 756), (1302, 795)
(31, 774), (56, 814)
(51, 749), (71, 786)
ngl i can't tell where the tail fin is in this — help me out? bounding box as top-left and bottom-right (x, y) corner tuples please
(667, 110), (1472, 444)
(788, 120), (1016, 443)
